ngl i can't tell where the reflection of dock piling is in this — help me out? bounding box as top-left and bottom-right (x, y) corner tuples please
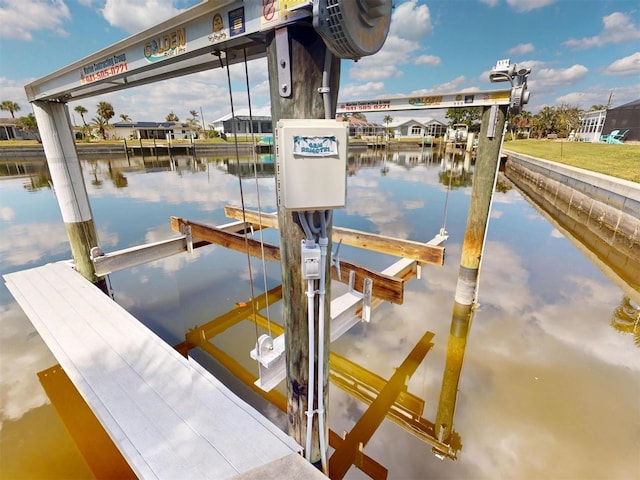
(436, 105), (508, 445)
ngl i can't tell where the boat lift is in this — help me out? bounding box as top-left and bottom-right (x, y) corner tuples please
(14, 0), (532, 473)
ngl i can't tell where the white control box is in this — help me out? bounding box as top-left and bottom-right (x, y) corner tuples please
(275, 119), (348, 210)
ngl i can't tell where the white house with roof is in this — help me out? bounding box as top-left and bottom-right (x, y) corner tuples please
(336, 116), (385, 137)
(210, 112), (272, 137)
(386, 116), (447, 140)
(111, 121), (192, 140)
(0, 117), (39, 141)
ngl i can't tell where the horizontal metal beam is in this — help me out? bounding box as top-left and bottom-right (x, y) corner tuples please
(91, 236), (188, 276)
(336, 89), (512, 114)
(25, 0), (312, 102)
(90, 218), (253, 276)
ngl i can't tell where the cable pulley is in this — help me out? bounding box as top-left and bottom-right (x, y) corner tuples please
(313, 0), (392, 60)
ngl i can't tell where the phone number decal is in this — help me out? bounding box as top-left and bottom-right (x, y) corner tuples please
(81, 63), (128, 84)
(339, 100), (391, 111)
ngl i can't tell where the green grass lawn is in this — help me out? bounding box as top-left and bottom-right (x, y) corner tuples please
(503, 139), (640, 183)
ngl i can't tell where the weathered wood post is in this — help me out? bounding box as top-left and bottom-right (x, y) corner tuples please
(266, 25), (340, 467)
(435, 104), (508, 445)
(32, 100), (104, 288)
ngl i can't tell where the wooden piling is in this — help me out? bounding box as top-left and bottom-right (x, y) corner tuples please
(266, 25), (341, 466)
(32, 100), (104, 287)
(435, 104), (508, 444)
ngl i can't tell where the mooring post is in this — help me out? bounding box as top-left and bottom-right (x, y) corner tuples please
(32, 101), (104, 288)
(435, 104), (508, 444)
(266, 25), (340, 466)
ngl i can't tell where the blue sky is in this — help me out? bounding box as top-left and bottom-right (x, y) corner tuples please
(0, 0), (638, 125)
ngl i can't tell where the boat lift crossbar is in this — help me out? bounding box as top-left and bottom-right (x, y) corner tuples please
(336, 88), (512, 114)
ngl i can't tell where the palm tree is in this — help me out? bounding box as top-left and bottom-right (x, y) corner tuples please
(187, 110), (201, 136)
(17, 113), (38, 140)
(96, 101), (115, 124)
(507, 109), (532, 140)
(383, 115), (393, 130)
(74, 105), (88, 126)
(532, 106), (557, 138)
(1, 100), (20, 118)
(555, 104), (580, 138)
(91, 116), (109, 140)
(119, 114), (131, 122)
(166, 111), (179, 122)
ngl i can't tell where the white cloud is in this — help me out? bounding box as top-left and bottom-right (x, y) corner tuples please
(531, 64), (588, 88)
(403, 200), (424, 210)
(0, 206), (15, 221)
(0, 303), (56, 425)
(507, 43), (535, 56)
(410, 75), (467, 96)
(338, 82), (386, 101)
(0, 0), (70, 40)
(0, 77), (32, 111)
(506, 0), (558, 12)
(414, 55), (441, 66)
(603, 51), (640, 76)
(348, 36), (415, 81)
(479, 0), (499, 6)
(389, 0), (433, 40)
(563, 12), (640, 49)
(348, 0), (434, 83)
(0, 222), (68, 266)
(555, 83), (640, 110)
(100, 0), (182, 34)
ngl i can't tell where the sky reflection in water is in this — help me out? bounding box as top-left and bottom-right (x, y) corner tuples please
(0, 151), (637, 479)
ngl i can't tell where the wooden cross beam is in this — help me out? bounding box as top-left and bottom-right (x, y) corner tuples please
(170, 216), (406, 304)
(328, 330), (436, 479)
(224, 205), (445, 266)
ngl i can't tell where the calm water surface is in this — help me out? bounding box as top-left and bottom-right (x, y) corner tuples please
(0, 151), (637, 479)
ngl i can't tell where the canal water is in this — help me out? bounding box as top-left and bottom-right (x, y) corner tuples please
(0, 150), (637, 479)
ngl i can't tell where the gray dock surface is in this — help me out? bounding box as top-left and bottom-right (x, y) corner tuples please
(4, 262), (303, 479)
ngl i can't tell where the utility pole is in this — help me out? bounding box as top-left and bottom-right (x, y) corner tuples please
(435, 104), (508, 445)
(266, 25), (340, 467)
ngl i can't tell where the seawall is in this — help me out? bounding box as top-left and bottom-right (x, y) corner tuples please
(0, 142), (254, 159)
(504, 150), (639, 295)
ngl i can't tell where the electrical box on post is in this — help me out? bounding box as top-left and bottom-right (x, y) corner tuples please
(275, 119), (348, 210)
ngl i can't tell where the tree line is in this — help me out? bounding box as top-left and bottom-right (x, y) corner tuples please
(444, 104), (607, 139)
(1, 100), (207, 140)
(338, 103), (606, 140)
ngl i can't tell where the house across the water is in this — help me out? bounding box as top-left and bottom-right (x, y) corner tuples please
(386, 116), (447, 141)
(0, 117), (39, 141)
(210, 113), (273, 138)
(111, 121), (193, 140)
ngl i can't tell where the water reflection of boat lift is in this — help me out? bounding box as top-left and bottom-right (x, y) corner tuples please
(162, 207), (466, 473)
(218, 157), (276, 178)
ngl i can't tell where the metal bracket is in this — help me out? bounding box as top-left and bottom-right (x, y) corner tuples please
(275, 28), (291, 97)
(486, 104), (499, 138)
(331, 238), (343, 280)
(250, 334), (286, 392)
(180, 224), (193, 253)
(348, 271), (373, 322)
